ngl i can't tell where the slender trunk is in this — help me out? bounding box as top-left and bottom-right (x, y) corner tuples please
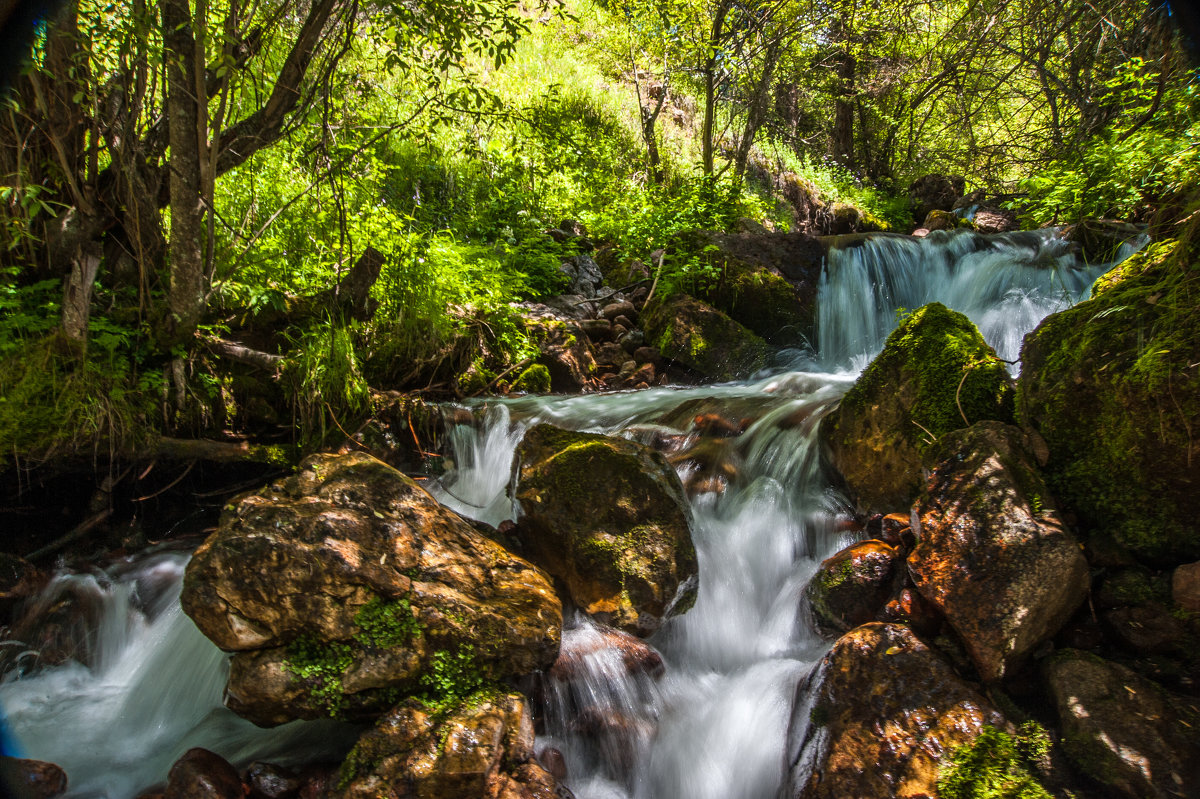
(701, 2), (730, 176)
(832, 47), (855, 169)
(734, 41), (781, 179)
(162, 0), (207, 346)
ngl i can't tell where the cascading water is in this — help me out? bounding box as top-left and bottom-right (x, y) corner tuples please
(0, 227), (1136, 798)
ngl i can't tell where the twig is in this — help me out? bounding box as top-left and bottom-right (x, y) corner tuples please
(134, 461), (197, 502)
(956, 369), (972, 427)
(26, 510), (113, 561)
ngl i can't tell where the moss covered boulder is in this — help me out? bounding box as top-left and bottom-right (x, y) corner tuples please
(682, 230), (825, 342)
(785, 623), (1009, 799)
(805, 540), (903, 635)
(331, 693), (561, 799)
(1045, 650), (1200, 799)
(181, 452), (561, 726)
(513, 424), (698, 636)
(641, 294), (769, 382)
(823, 302), (1015, 513)
(1017, 240), (1200, 563)
(910, 422), (1089, 682)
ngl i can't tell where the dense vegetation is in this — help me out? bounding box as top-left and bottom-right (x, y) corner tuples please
(0, 0), (1195, 467)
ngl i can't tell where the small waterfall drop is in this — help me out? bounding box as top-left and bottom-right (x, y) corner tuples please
(0, 227), (1137, 798)
(815, 228), (1139, 371)
(0, 553), (353, 798)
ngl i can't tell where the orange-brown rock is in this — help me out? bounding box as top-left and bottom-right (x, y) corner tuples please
(514, 425), (697, 636)
(181, 452), (561, 725)
(165, 749), (243, 799)
(331, 694), (560, 799)
(785, 623), (1006, 799)
(548, 622), (665, 682)
(0, 757), (68, 799)
(909, 422), (1088, 682)
(805, 541), (902, 635)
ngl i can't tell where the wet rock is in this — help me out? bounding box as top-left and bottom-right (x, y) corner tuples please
(632, 346), (661, 366)
(623, 362), (656, 387)
(1095, 567), (1170, 609)
(1017, 240), (1200, 563)
(805, 541), (902, 635)
(864, 512), (911, 548)
(523, 317), (600, 393)
(0, 757), (68, 799)
(641, 294), (769, 382)
(690, 413), (745, 437)
(909, 422), (1089, 682)
(593, 341), (626, 368)
(1174, 562), (1200, 612)
(823, 302), (1014, 513)
(611, 323), (629, 340)
(559, 255), (603, 298)
(165, 749), (243, 799)
(537, 748), (568, 781)
(181, 452), (561, 725)
(971, 206), (1018, 234)
(921, 209), (959, 231)
(673, 230), (821, 342)
(331, 693), (560, 799)
(245, 762), (301, 799)
(908, 173), (964, 224)
(879, 587), (942, 637)
(666, 437), (743, 487)
(579, 318), (613, 342)
(1046, 650), (1200, 799)
(618, 329), (644, 354)
(612, 314), (633, 330)
(514, 424), (697, 636)
(548, 622), (665, 682)
(1102, 605), (1191, 656)
(602, 301), (636, 322)
(786, 623), (1006, 799)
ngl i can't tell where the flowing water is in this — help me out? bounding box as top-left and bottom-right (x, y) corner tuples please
(0, 228), (1133, 798)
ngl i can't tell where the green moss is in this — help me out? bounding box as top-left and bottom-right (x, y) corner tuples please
(1017, 239), (1200, 562)
(937, 724), (1054, 799)
(509, 363), (551, 393)
(354, 595), (421, 649)
(418, 648), (494, 711)
(844, 303), (1014, 448)
(283, 634), (355, 718)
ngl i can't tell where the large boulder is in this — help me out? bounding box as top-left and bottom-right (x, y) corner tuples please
(181, 452), (562, 725)
(805, 540), (903, 635)
(641, 294), (769, 382)
(785, 623), (1008, 798)
(513, 424), (697, 636)
(674, 230), (824, 342)
(908, 174), (964, 225)
(1045, 651), (1200, 798)
(331, 693), (561, 799)
(822, 302), (1015, 513)
(909, 422), (1089, 682)
(1017, 240), (1200, 564)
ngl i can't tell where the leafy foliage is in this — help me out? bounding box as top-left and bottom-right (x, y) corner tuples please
(937, 723), (1053, 799)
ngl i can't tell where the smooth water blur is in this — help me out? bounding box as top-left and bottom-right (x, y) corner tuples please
(0, 553), (353, 798)
(816, 228), (1139, 371)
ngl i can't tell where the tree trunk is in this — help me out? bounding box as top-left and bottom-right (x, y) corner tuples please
(162, 0), (208, 347)
(701, 2), (730, 176)
(832, 47), (856, 169)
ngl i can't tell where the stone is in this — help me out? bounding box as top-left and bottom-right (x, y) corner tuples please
(805, 540), (902, 635)
(623, 362), (656, 387)
(330, 693), (560, 799)
(548, 622), (665, 682)
(578, 318), (612, 342)
(601, 301), (636, 322)
(612, 314), (633, 330)
(785, 623), (1007, 799)
(908, 173), (964, 224)
(559, 255), (603, 298)
(0, 757), (68, 799)
(921, 209), (960, 231)
(823, 302), (1015, 514)
(165, 749), (243, 799)
(1102, 605), (1191, 656)
(593, 341), (626, 368)
(1173, 562), (1200, 613)
(514, 424), (697, 636)
(640, 294), (769, 382)
(632, 346), (661, 366)
(245, 762), (301, 799)
(909, 422), (1089, 682)
(181, 452), (561, 725)
(521, 315), (600, 393)
(1046, 651), (1200, 799)
(879, 587), (942, 637)
(618, 329), (645, 354)
(1017, 240), (1200, 563)
(971, 206), (1018, 234)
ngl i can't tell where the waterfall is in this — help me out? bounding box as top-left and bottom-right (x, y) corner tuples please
(0, 228), (1135, 798)
(816, 228), (1142, 371)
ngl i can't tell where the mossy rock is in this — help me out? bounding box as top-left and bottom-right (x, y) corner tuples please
(805, 540), (902, 635)
(508, 364), (551, 394)
(822, 302), (1015, 513)
(513, 424), (697, 636)
(1017, 239), (1200, 564)
(641, 294), (769, 382)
